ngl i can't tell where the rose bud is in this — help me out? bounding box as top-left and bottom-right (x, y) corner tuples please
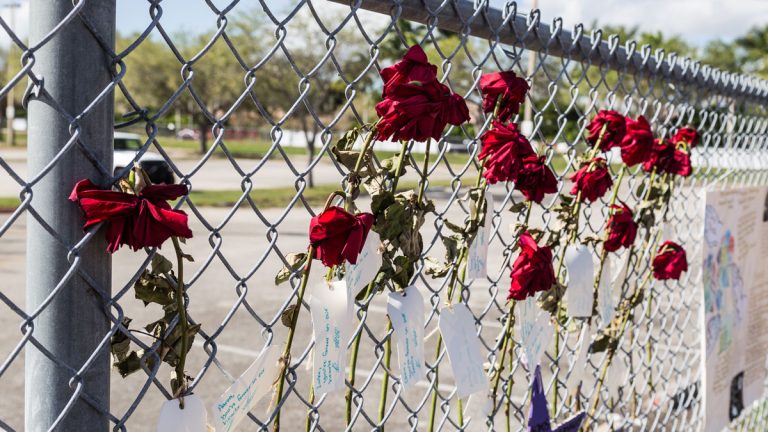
(652, 241), (688, 280)
(570, 157), (613, 203)
(515, 155), (559, 203)
(380, 45), (438, 97)
(619, 115), (654, 166)
(586, 110), (626, 151)
(603, 201), (637, 252)
(508, 231), (555, 300)
(478, 71), (530, 122)
(478, 121), (535, 184)
(671, 127), (699, 148)
(309, 206), (374, 267)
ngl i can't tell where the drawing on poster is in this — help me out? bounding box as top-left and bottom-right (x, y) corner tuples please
(703, 204), (746, 357)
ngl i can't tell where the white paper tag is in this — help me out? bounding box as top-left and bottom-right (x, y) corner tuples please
(612, 250), (630, 295)
(596, 255), (615, 327)
(565, 246), (595, 317)
(518, 297), (554, 368)
(438, 303), (488, 398)
(345, 231), (382, 296)
(565, 324), (591, 389)
(212, 337), (283, 432)
(310, 280), (350, 395)
(467, 191), (494, 280)
(158, 395), (208, 432)
(387, 285), (427, 388)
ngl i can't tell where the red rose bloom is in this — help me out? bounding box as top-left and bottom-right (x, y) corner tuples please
(587, 110), (626, 151)
(619, 115), (654, 166)
(603, 202), (637, 252)
(515, 155), (559, 203)
(570, 157), (613, 203)
(508, 231), (555, 300)
(380, 45), (438, 97)
(643, 139), (692, 177)
(671, 127), (699, 148)
(652, 241), (688, 280)
(478, 121), (535, 184)
(375, 79), (470, 142)
(70, 179), (193, 253)
(478, 71), (529, 122)
(309, 206), (374, 267)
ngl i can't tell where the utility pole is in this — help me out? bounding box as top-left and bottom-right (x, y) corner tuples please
(5, 2), (20, 146)
(522, 0), (538, 137)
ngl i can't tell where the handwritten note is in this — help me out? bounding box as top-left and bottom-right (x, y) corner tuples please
(518, 297), (554, 368)
(565, 246), (595, 317)
(438, 304), (487, 398)
(158, 395), (208, 432)
(345, 231), (382, 296)
(212, 337), (283, 432)
(388, 285), (427, 388)
(595, 256), (614, 327)
(467, 191), (494, 279)
(310, 280), (350, 395)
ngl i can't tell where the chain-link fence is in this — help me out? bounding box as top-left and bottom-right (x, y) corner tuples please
(1, 0), (768, 430)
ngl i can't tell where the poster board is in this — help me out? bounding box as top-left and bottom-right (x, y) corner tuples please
(702, 186), (768, 431)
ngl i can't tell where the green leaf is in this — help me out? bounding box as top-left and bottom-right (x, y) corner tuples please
(115, 350), (143, 378)
(151, 253), (173, 274)
(424, 256), (451, 278)
(332, 147), (364, 173)
(275, 252), (307, 285)
(508, 201), (528, 213)
(443, 219), (465, 235)
(370, 190), (395, 215)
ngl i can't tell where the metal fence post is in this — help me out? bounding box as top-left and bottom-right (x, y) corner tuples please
(25, 1), (115, 430)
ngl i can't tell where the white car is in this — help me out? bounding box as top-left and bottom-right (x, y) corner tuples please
(113, 132), (175, 184)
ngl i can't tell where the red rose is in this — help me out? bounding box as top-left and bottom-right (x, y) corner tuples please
(70, 179), (193, 253)
(587, 110), (626, 151)
(478, 71), (529, 122)
(619, 115), (654, 166)
(478, 121), (535, 184)
(652, 241), (688, 280)
(380, 45), (438, 97)
(508, 231), (555, 300)
(671, 127), (699, 148)
(643, 139), (692, 177)
(603, 202), (637, 252)
(570, 157), (613, 202)
(515, 155), (559, 203)
(309, 206), (374, 267)
(375, 79), (470, 142)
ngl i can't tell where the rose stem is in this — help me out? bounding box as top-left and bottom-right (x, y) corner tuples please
(342, 125), (379, 423)
(488, 200), (532, 418)
(273, 245), (315, 432)
(171, 236), (188, 409)
(549, 124), (607, 414)
(378, 138), (427, 429)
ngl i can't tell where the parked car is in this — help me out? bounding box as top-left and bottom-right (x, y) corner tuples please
(114, 132), (175, 184)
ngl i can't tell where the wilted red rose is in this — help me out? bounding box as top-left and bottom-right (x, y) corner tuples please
(375, 79), (470, 142)
(478, 121), (535, 184)
(619, 115), (654, 166)
(671, 127), (699, 148)
(603, 202), (637, 252)
(380, 45), (438, 97)
(508, 231), (555, 300)
(587, 110), (626, 151)
(515, 155), (559, 203)
(652, 241), (688, 280)
(478, 71), (530, 122)
(70, 179), (193, 253)
(309, 206), (374, 267)
(570, 157), (613, 203)
(642, 139), (692, 177)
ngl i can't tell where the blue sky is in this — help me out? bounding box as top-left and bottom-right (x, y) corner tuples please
(4, 0), (768, 48)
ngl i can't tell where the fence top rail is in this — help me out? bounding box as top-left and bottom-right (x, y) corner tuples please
(333, 0), (768, 102)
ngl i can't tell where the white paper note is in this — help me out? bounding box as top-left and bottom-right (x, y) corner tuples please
(612, 250), (630, 295)
(467, 191), (494, 279)
(212, 338), (284, 432)
(565, 246), (595, 317)
(158, 395), (208, 432)
(565, 324), (591, 389)
(518, 297), (554, 368)
(345, 231), (382, 296)
(597, 255), (615, 327)
(438, 304), (487, 398)
(310, 280), (350, 395)
(387, 285), (427, 388)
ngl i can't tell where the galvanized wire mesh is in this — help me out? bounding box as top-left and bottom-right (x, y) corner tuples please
(1, 0), (768, 430)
